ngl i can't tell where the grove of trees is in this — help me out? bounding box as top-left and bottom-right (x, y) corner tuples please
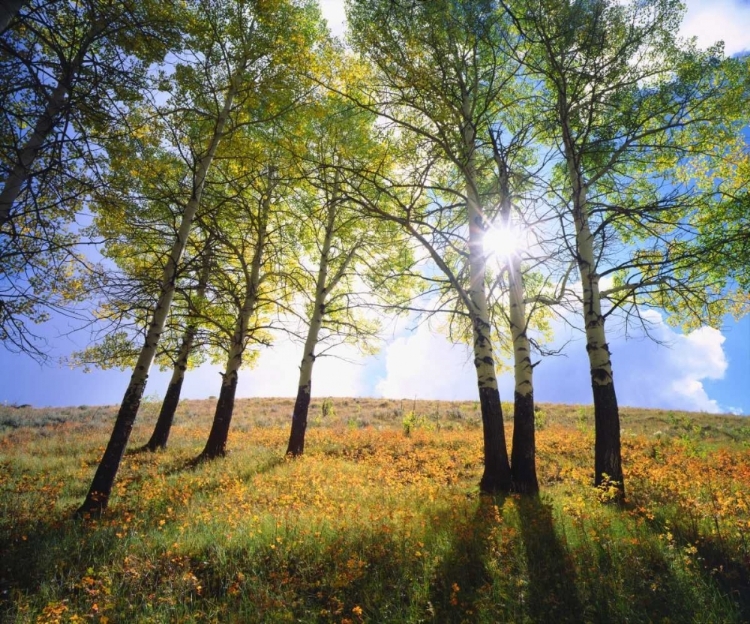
(0, 0), (747, 513)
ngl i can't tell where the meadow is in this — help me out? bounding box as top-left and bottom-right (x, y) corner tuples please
(1, 397), (749, 623)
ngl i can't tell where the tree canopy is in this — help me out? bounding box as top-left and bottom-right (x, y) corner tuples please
(0, 0), (747, 510)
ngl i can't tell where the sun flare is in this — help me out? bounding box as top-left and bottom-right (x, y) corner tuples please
(482, 226), (525, 257)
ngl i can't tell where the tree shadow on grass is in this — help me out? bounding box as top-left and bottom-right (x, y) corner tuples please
(644, 510), (750, 621)
(422, 493), (585, 623)
(517, 494), (584, 623)
(126, 443), (156, 456)
(0, 514), (123, 615)
(694, 536), (750, 620)
(427, 495), (504, 623)
(209, 497), (522, 622)
(569, 502), (745, 623)
(514, 495), (703, 623)
(0, 451), (288, 619)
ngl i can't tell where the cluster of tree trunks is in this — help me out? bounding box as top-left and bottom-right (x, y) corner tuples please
(3, 0), (742, 515)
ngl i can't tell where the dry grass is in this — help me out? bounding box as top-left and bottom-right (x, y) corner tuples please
(4, 396), (747, 441)
(1, 397), (749, 622)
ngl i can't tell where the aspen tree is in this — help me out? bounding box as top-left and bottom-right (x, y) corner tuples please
(502, 0), (744, 497)
(347, 0), (530, 491)
(283, 90), (413, 456)
(0, 0), (180, 355)
(78, 0), (321, 513)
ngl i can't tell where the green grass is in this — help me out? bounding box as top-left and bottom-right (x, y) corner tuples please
(1, 397), (749, 622)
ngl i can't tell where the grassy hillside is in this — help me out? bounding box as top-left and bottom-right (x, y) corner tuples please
(1, 397), (749, 622)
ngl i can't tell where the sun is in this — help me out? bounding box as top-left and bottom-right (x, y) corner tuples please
(482, 226), (525, 258)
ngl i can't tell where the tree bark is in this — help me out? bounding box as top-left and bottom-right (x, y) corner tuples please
(573, 186), (623, 494)
(462, 94), (512, 494)
(511, 391), (537, 493)
(0, 16), (109, 227)
(198, 291), (253, 460)
(286, 384), (312, 456)
(477, 384), (511, 492)
(509, 254), (538, 494)
(144, 250), (212, 451)
(286, 197), (339, 456)
(0, 70), (72, 228)
(493, 144), (538, 494)
(76, 78), (238, 516)
(197, 169), (272, 461)
(470, 217), (512, 493)
(592, 381), (622, 485)
(0, 0), (26, 34)
(561, 114), (624, 498)
(143, 350), (190, 451)
(200, 369), (239, 459)
(285, 295), (323, 457)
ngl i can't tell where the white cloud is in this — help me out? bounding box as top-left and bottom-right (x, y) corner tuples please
(144, 332), (369, 401)
(372, 308), (731, 413)
(677, 326), (728, 382)
(681, 0), (750, 56)
(240, 337), (368, 398)
(375, 322), (479, 400)
(532, 309), (729, 413)
(651, 327), (728, 412)
(26, 305), (733, 412)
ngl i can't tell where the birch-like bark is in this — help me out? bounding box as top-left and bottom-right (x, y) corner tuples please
(198, 321), (246, 459)
(77, 78), (238, 515)
(199, 172), (272, 460)
(286, 200), (337, 456)
(491, 141), (538, 494)
(462, 95), (512, 494)
(144, 251), (213, 451)
(561, 109), (624, 496)
(0, 17), (108, 226)
(501, 201), (538, 493)
(508, 247), (537, 493)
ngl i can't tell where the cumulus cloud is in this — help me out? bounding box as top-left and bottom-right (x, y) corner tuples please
(239, 337), (369, 398)
(681, 0), (750, 56)
(530, 311), (730, 413)
(375, 322), (478, 400)
(372, 309), (731, 413)
(607, 315), (728, 413)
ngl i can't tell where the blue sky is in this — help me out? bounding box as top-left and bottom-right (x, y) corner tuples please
(1, 305), (748, 414)
(1, 0), (749, 414)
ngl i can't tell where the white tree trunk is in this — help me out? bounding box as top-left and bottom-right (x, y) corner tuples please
(296, 233), (331, 397)
(561, 110), (623, 493)
(286, 201), (337, 455)
(200, 168), (273, 459)
(0, 76), (71, 227)
(565, 156), (616, 390)
(146, 251), (213, 450)
(462, 93), (511, 492)
(509, 256), (533, 397)
(0, 19), (107, 226)
(111, 76), (237, 413)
